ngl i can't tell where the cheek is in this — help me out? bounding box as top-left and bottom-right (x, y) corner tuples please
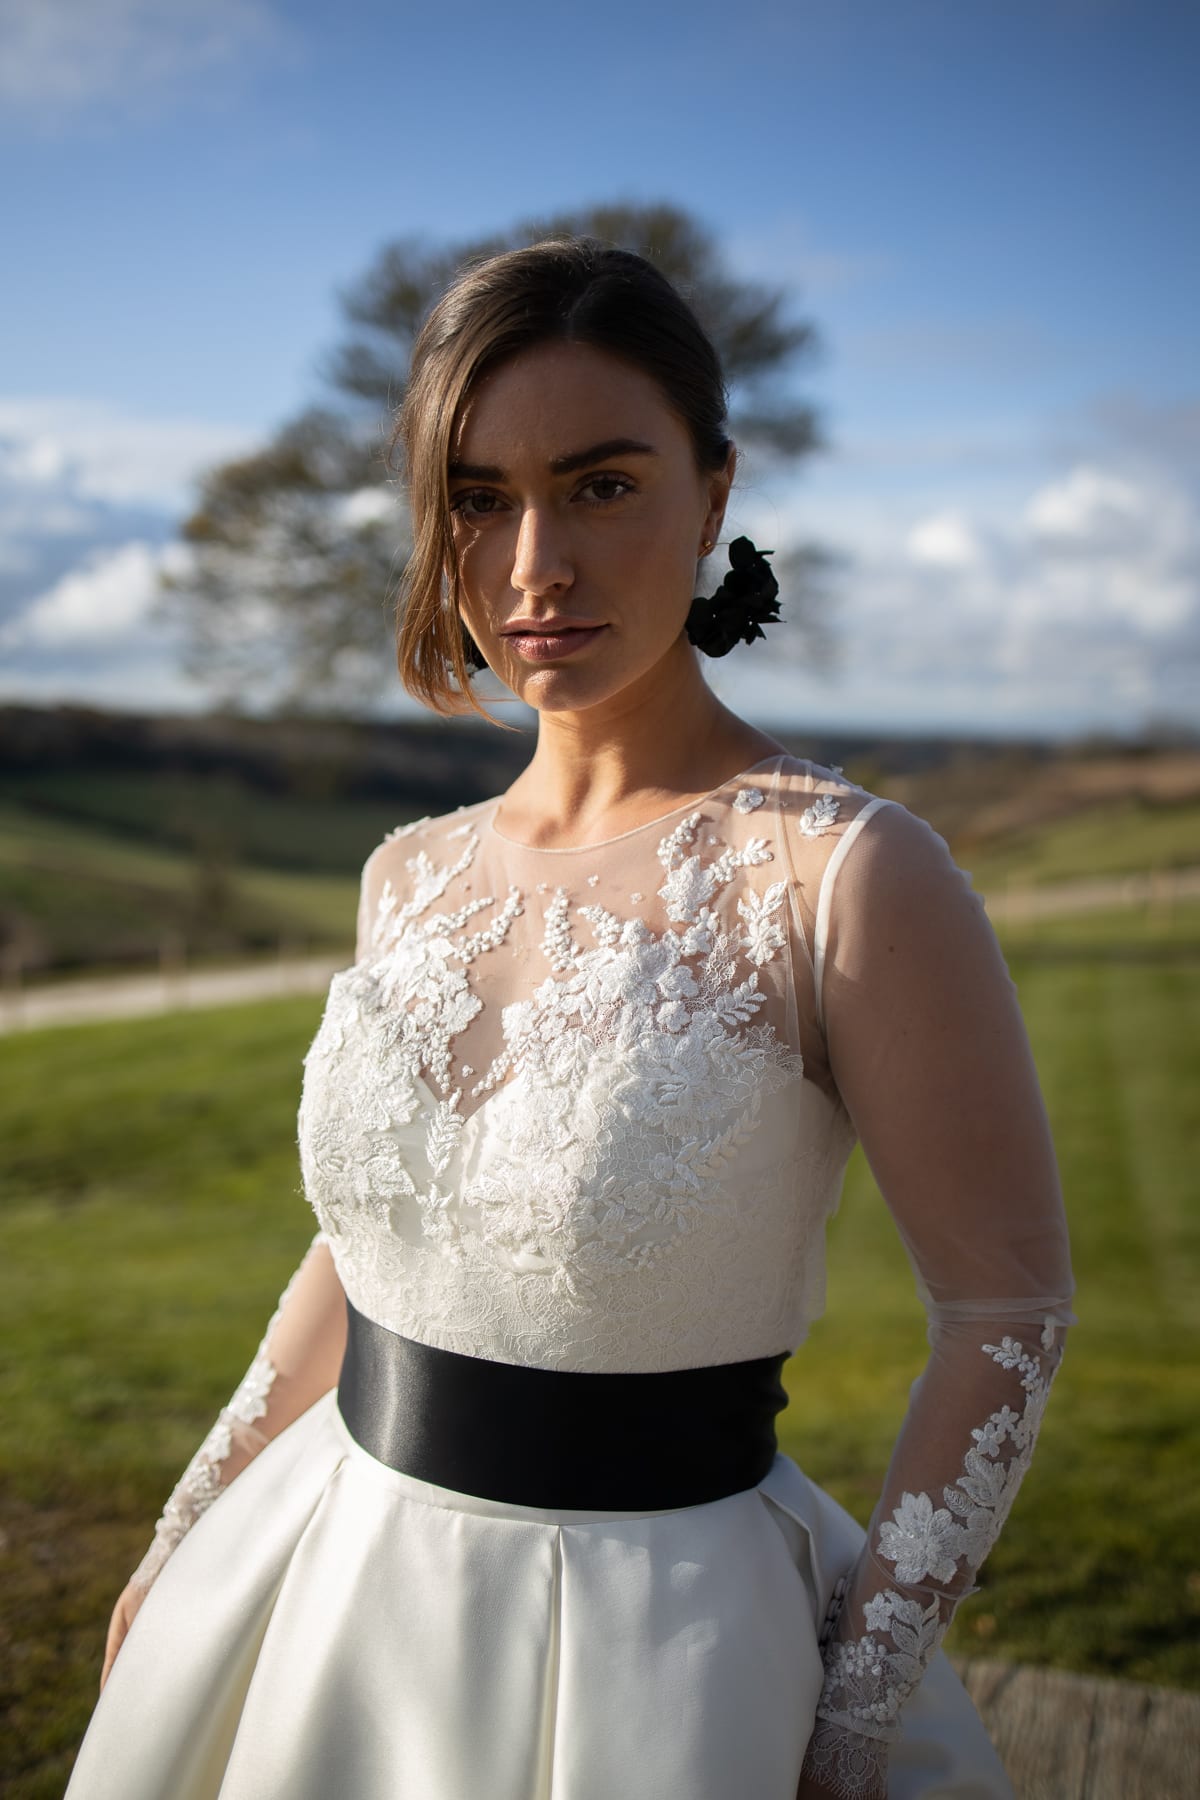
(617, 512), (697, 601)
(454, 530), (505, 606)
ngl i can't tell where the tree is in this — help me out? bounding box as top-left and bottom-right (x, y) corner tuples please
(162, 200), (831, 714)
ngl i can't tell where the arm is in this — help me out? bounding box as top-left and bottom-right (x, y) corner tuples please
(102, 1230), (346, 1687)
(797, 801), (1075, 1799)
(125, 1231), (346, 1596)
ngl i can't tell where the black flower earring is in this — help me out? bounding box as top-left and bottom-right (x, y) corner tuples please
(686, 536), (782, 657)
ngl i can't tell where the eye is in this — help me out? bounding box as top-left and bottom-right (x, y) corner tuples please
(450, 488), (507, 522)
(577, 473), (635, 505)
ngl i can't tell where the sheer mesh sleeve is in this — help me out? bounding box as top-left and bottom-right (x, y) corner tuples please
(795, 796), (1076, 1799)
(128, 1230), (347, 1592)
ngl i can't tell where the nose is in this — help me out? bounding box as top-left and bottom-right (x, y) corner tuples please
(511, 504), (573, 599)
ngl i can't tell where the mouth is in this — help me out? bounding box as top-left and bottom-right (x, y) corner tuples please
(504, 624), (608, 663)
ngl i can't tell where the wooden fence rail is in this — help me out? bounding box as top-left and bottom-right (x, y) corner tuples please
(949, 1657), (1200, 1799)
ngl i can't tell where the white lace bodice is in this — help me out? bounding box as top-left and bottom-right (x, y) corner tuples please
(297, 753), (861, 1371)
(128, 752), (1076, 1799)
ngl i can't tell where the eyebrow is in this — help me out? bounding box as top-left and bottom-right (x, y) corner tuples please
(447, 438), (659, 482)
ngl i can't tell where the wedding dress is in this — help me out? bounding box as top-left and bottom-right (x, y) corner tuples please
(65, 752), (1075, 1799)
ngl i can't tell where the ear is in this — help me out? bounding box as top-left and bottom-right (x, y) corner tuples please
(703, 440), (738, 545)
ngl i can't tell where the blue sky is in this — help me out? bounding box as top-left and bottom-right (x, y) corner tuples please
(1, 0), (1197, 738)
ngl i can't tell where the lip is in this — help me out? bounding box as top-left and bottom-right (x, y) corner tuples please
(500, 618), (604, 634)
(504, 624), (608, 663)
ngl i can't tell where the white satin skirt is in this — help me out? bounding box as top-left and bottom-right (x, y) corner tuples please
(66, 1388), (1013, 1799)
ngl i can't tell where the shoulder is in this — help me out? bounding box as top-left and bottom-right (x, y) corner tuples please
(769, 754), (979, 922)
(355, 796), (493, 957)
(771, 752), (884, 837)
(770, 753), (909, 884)
(362, 794), (492, 869)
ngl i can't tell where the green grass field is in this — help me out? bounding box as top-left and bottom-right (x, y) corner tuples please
(960, 794), (1200, 892)
(1, 939), (1198, 1795)
(0, 771), (418, 875)
(0, 799), (360, 972)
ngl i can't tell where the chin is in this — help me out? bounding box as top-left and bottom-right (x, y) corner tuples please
(509, 637), (685, 715)
(515, 678), (612, 715)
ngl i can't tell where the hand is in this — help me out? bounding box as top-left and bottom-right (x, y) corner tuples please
(100, 1579), (148, 1691)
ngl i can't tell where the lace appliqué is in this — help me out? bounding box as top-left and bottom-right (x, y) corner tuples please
(127, 1245), (321, 1592)
(732, 784), (764, 812)
(801, 1331), (1057, 1798)
(799, 793), (840, 837)
(737, 881), (788, 967)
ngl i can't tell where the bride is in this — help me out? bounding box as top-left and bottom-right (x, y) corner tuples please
(72, 235), (1074, 1800)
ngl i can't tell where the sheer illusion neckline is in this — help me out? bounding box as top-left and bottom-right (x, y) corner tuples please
(486, 753), (787, 854)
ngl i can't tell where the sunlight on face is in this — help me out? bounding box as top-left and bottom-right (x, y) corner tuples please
(448, 340), (731, 717)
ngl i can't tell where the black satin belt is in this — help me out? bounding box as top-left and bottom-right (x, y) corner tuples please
(336, 1298), (790, 1510)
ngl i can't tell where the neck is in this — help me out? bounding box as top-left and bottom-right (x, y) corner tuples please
(508, 651), (787, 834)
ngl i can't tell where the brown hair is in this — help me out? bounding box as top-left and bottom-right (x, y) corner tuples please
(390, 236), (732, 725)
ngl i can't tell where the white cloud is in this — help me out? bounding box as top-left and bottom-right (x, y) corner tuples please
(860, 465), (1197, 730)
(720, 458), (1200, 738)
(1, 539), (191, 649)
(0, 0), (291, 116)
(0, 398), (259, 511)
(1, 435), (69, 483)
(1026, 466), (1145, 544)
(338, 486), (398, 529)
(1024, 465), (1197, 632)
(906, 512), (982, 570)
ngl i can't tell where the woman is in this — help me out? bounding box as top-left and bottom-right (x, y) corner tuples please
(69, 238), (1075, 1800)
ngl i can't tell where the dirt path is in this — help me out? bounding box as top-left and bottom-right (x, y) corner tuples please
(0, 954), (346, 1034)
(981, 864), (1200, 920)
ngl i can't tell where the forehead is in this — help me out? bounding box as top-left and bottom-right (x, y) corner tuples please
(451, 340), (689, 462)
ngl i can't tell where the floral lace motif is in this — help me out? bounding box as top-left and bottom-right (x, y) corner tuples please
(128, 1244), (322, 1592)
(799, 793), (841, 837)
(800, 1330), (1059, 1797)
(297, 802), (844, 1371)
(737, 882), (789, 967)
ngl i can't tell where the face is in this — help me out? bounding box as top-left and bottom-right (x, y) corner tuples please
(446, 339), (734, 716)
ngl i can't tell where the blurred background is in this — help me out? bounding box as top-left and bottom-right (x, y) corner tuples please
(1, 2), (1196, 1794)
